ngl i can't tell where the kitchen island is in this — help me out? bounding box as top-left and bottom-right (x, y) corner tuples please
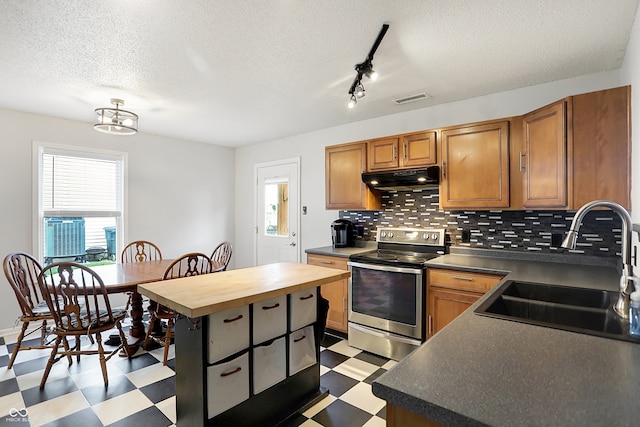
(372, 252), (640, 426)
(138, 262), (350, 427)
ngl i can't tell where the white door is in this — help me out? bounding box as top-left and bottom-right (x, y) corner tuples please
(255, 159), (300, 265)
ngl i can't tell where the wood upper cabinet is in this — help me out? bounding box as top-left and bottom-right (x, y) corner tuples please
(572, 86), (631, 209)
(306, 254), (348, 333)
(427, 268), (504, 338)
(325, 142), (381, 210)
(522, 99), (569, 208)
(368, 136), (401, 170)
(439, 121), (510, 209)
(521, 86), (631, 210)
(368, 131), (437, 171)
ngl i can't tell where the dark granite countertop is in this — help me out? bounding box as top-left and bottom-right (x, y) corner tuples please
(372, 251), (640, 426)
(304, 242), (376, 258)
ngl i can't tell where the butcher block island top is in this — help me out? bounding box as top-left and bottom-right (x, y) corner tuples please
(137, 261), (350, 318)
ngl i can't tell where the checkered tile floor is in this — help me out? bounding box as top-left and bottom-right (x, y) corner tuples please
(0, 320), (394, 427)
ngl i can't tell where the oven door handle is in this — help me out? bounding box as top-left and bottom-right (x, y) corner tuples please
(348, 261), (423, 275)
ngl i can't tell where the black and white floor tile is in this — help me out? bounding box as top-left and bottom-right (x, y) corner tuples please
(0, 321), (395, 427)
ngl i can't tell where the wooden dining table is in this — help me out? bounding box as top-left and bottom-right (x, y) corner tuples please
(90, 259), (176, 353)
(90, 258), (224, 355)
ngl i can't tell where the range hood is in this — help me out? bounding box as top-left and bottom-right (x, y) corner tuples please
(362, 166), (440, 191)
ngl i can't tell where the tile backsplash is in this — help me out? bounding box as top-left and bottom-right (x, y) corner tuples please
(339, 188), (622, 261)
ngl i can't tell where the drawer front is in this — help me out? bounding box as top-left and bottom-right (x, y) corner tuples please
(428, 268), (503, 293)
(306, 254), (349, 270)
(207, 351), (250, 418)
(208, 305), (250, 364)
(290, 288), (317, 331)
(252, 337), (286, 394)
(289, 325), (316, 375)
(253, 295), (287, 345)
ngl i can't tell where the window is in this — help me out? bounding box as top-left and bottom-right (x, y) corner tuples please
(34, 142), (126, 265)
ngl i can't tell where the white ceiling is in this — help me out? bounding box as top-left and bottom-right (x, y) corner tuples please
(0, 1), (638, 147)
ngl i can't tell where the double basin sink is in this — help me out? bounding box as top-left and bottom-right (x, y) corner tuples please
(475, 280), (640, 344)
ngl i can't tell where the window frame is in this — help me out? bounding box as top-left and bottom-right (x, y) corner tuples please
(32, 141), (128, 263)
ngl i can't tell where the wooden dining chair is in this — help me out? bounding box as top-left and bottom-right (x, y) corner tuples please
(210, 241), (232, 271)
(144, 252), (212, 365)
(37, 262), (129, 388)
(121, 240), (163, 263)
(3, 252), (72, 369)
(121, 240), (163, 312)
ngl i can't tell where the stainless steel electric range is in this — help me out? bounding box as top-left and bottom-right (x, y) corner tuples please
(347, 227), (447, 360)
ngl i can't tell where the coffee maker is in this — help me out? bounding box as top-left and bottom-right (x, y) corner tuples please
(331, 219), (355, 248)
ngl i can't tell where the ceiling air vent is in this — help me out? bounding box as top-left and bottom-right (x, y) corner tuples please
(393, 92), (430, 105)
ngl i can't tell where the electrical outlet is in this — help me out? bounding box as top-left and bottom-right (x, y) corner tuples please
(461, 229), (471, 243)
(551, 233), (563, 247)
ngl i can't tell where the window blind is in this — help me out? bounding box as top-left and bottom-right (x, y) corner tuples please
(42, 153), (122, 212)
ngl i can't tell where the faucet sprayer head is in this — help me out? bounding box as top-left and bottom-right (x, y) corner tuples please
(561, 230), (578, 249)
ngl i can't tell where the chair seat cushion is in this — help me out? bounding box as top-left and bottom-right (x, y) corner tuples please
(32, 297), (87, 316)
(61, 308), (127, 330)
(32, 300), (53, 315)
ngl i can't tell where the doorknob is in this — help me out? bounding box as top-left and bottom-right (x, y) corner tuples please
(289, 242), (296, 247)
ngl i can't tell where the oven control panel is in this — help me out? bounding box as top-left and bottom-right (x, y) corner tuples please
(376, 227), (445, 246)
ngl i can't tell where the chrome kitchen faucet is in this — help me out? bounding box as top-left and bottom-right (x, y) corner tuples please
(561, 200), (638, 319)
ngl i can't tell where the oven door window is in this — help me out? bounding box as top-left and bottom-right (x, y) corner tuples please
(351, 267), (418, 326)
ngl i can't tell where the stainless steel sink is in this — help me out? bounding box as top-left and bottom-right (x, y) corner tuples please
(474, 280), (640, 343)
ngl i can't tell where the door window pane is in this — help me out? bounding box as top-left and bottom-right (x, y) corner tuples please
(264, 180), (289, 236)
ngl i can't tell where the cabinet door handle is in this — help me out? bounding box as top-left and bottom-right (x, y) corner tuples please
(519, 151), (525, 172)
(343, 297), (347, 312)
(441, 161), (446, 178)
(393, 145), (397, 161)
(318, 260), (333, 265)
(451, 275), (474, 281)
(403, 143), (408, 161)
(220, 367), (242, 377)
(428, 315), (433, 336)
(299, 294), (314, 301)
(261, 303), (280, 310)
(294, 335), (306, 343)
(223, 314), (244, 323)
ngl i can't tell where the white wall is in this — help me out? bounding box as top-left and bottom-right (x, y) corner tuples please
(234, 70), (624, 269)
(621, 5), (640, 223)
(0, 109), (235, 330)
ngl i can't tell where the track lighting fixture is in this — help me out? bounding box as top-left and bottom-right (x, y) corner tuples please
(346, 24), (389, 109)
(348, 95), (357, 109)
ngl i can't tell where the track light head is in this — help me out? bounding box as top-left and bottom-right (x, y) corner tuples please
(345, 24), (389, 109)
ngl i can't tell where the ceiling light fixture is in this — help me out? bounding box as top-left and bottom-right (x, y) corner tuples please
(94, 98), (138, 135)
(348, 95), (358, 109)
(347, 24), (389, 109)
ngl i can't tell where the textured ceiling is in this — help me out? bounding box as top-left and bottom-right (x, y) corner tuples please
(0, 1), (638, 147)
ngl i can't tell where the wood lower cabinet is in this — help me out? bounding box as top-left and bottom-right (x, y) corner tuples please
(440, 121), (510, 209)
(307, 253), (348, 333)
(386, 403), (445, 427)
(325, 142), (381, 210)
(368, 131), (437, 171)
(427, 268), (504, 338)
